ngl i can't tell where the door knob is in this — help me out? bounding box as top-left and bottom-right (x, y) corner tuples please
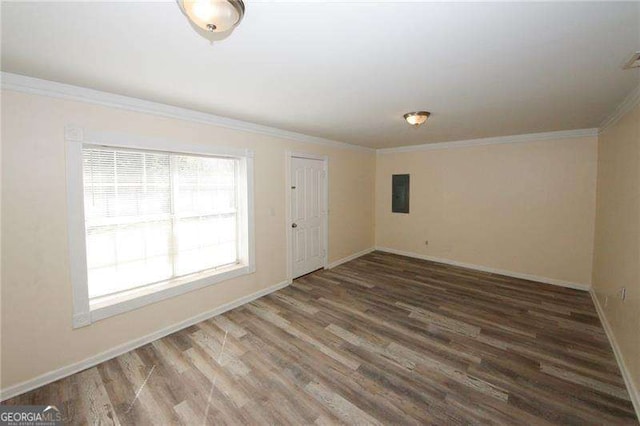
(292, 223), (297, 228)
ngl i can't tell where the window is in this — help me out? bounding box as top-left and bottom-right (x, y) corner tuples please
(67, 128), (254, 327)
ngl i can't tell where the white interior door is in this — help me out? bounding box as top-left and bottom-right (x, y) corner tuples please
(291, 156), (326, 278)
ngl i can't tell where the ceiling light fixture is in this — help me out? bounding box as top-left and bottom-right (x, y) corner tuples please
(404, 111), (431, 128)
(177, 0), (245, 34)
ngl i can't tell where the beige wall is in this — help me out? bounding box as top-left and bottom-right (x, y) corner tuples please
(2, 85), (634, 399)
(376, 136), (598, 286)
(592, 103), (640, 394)
(0, 90), (375, 390)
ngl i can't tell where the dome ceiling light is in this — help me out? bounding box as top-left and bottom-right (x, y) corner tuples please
(177, 0), (245, 34)
(404, 111), (431, 128)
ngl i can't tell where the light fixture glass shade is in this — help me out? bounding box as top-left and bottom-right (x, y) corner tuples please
(179, 0), (245, 33)
(404, 111), (431, 127)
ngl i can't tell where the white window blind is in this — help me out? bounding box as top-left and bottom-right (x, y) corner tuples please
(82, 146), (239, 299)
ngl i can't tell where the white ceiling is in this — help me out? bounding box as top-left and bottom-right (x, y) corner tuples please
(2, 1), (639, 148)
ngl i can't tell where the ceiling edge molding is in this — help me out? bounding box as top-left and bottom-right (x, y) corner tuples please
(376, 128), (599, 155)
(0, 72), (373, 152)
(598, 83), (640, 133)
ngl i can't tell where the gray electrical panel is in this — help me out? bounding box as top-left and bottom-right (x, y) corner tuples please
(392, 174), (410, 213)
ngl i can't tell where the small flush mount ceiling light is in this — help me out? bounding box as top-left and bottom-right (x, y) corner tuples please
(177, 0), (245, 34)
(404, 111), (431, 128)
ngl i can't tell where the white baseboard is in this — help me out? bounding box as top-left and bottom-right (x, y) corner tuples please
(326, 247), (375, 269)
(374, 246), (590, 291)
(0, 280), (290, 401)
(590, 290), (640, 418)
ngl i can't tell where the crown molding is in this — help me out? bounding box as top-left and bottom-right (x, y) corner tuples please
(599, 83), (640, 133)
(376, 128), (599, 155)
(0, 72), (373, 152)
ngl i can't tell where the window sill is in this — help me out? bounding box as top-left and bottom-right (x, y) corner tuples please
(76, 263), (255, 327)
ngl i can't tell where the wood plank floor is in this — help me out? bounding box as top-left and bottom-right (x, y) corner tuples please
(3, 251), (638, 425)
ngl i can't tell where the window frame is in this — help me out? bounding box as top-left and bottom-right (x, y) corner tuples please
(66, 126), (255, 328)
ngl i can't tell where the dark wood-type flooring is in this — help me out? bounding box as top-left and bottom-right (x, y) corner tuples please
(3, 251), (638, 424)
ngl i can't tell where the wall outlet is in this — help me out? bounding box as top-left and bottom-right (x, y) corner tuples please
(425, 240), (429, 246)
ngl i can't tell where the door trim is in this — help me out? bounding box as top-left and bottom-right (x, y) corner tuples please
(285, 151), (329, 283)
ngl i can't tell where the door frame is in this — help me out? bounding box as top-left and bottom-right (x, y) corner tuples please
(285, 151), (329, 283)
